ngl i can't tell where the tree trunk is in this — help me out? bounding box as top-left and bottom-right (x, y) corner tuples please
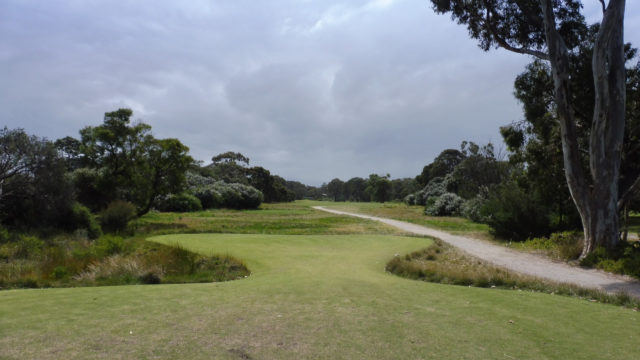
(540, 0), (626, 259)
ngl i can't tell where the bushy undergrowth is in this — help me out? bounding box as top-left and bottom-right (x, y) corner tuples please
(386, 238), (639, 308)
(187, 172), (263, 210)
(580, 242), (640, 279)
(0, 232), (249, 289)
(100, 200), (137, 234)
(425, 192), (464, 216)
(479, 182), (551, 241)
(514, 231), (584, 260)
(156, 193), (203, 212)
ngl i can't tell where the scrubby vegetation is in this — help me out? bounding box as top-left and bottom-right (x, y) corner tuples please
(0, 231), (248, 289)
(386, 239), (640, 308)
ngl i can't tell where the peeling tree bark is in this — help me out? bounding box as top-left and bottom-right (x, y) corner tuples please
(540, 0), (626, 259)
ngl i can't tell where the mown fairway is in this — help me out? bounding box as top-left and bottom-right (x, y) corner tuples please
(1, 202), (639, 359)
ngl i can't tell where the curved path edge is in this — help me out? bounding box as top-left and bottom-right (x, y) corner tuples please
(313, 206), (640, 299)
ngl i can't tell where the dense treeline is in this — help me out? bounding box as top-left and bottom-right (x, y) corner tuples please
(0, 109), (300, 238)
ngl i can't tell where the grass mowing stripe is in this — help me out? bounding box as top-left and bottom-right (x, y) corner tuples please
(2, 233), (639, 359)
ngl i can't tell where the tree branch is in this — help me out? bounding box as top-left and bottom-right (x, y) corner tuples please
(618, 175), (640, 211)
(599, 0), (607, 14)
(483, 2), (549, 60)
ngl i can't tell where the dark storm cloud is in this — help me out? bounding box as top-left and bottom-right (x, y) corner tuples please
(1, 0), (638, 185)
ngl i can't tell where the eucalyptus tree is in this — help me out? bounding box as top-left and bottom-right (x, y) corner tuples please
(430, 0), (632, 258)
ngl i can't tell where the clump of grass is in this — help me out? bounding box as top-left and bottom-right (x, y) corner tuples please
(512, 231), (583, 261)
(386, 238), (640, 309)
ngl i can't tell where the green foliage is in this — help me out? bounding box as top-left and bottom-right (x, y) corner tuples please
(386, 239), (639, 308)
(15, 235), (44, 259)
(581, 242), (640, 279)
(156, 193), (203, 212)
(186, 172), (263, 209)
(67, 202), (102, 239)
(425, 193), (464, 216)
(461, 197), (486, 223)
(100, 201), (137, 234)
(0, 127), (75, 230)
(480, 182), (551, 241)
(416, 148), (465, 187)
(247, 167), (295, 203)
(327, 178), (344, 201)
(366, 174), (392, 203)
(519, 232), (583, 260)
(76, 109), (193, 215)
(94, 235), (126, 257)
(0, 225), (9, 244)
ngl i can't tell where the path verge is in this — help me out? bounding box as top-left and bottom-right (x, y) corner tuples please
(314, 206), (640, 299)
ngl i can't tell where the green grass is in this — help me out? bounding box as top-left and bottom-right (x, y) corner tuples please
(134, 201), (402, 236)
(2, 231), (640, 359)
(322, 201), (493, 237)
(2, 201), (639, 359)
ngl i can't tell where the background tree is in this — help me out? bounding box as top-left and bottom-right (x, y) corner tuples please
(366, 174), (392, 203)
(76, 109), (192, 215)
(207, 151), (250, 184)
(0, 128), (74, 230)
(430, 0), (632, 258)
(416, 148), (465, 187)
(327, 178), (345, 201)
(344, 177), (368, 202)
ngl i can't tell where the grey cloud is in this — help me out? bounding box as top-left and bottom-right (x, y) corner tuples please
(1, 0), (638, 186)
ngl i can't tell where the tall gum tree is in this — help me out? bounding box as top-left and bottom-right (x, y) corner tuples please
(430, 0), (632, 258)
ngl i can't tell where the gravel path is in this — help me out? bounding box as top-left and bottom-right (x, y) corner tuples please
(314, 206), (640, 299)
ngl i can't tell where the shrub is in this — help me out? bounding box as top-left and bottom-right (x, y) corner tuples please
(461, 197), (486, 223)
(425, 193), (464, 216)
(0, 225), (9, 244)
(480, 182), (551, 241)
(549, 231), (583, 260)
(68, 202), (102, 239)
(189, 180), (263, 210)
(156, 193), (203, 212)
(99, 200), (136, 233)
(15, 235), (44, 259)
(94, 235), (126, 257)
(403, 193), (416, 206)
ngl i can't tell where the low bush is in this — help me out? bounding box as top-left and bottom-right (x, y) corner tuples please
(68, 202), (102, 239)
(0, 225), (9, 244)
(156, 193), (203, 212)
(15, 235), (44, 259)
(94, 235), (127, 257)
(461, 197), (486, 223)
(425, 192), (464, 216)
(581, 242), (640, 279)
(100, 200), (137, 234)
(480, 182), (551, 241)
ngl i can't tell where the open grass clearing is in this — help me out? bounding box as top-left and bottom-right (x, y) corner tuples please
(2, 232), (640, 359)
(134, 201), (403, 236)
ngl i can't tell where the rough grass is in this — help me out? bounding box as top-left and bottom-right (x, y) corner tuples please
(387, 239), (640, 308)
(134, 202), (401, 236)
(322, 201), (493, 238)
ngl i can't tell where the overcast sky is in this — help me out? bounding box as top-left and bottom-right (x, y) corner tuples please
(1, 1), (639, 186)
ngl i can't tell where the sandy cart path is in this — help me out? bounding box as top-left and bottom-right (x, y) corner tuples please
(314, 206), (640, 299)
